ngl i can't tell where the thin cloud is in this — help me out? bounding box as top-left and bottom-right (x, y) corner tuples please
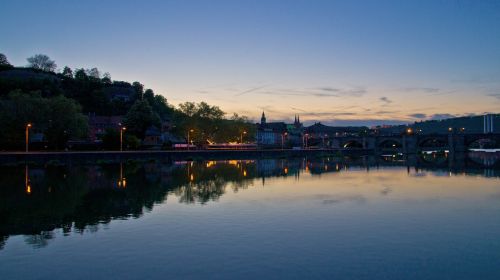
(235, 84), (270, 96)
(430, 113), (457, 120)
(290, 107), (308, 112)
(408, 113), (427, 119)
(317, 87), (340, 92)
(403, 87), (440, 93)
(379, 96), (393, 104)
(487, 93), (500, 100)
(256, 86), (366, 98)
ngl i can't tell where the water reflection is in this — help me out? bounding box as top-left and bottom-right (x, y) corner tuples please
(0, 152), (499, 250)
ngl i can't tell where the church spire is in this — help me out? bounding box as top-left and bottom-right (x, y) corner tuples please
(261, 111), (266, 124)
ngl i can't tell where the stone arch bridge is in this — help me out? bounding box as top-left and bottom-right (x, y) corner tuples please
(326, 133), (500, 154)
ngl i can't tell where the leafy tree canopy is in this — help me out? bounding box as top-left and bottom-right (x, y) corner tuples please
(123, 100), (161, 139)
(0, 90), (88, 150)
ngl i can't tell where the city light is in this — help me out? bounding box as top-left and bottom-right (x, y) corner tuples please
(120, 126), (126, 152)
(187, 129), (194, 150)
(25, 123), (32, 152)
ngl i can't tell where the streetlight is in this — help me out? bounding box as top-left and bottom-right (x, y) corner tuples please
(241, 130), (247, 144)
(187, 129), (194, 150)
(281, 132), (288, 150)
(120, 126), (126, 151)
(304, 133), (309, 149)
(25, 123), (32, 152)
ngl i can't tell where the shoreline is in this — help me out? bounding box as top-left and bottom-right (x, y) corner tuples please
(0, 149), (369, 164)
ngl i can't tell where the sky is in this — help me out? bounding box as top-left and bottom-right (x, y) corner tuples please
(1, 0), (500, 126)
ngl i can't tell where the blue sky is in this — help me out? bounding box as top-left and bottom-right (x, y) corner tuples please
(1, 0), (499, 126)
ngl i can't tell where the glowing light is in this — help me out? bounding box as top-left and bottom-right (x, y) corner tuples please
(26, 184), (31, 194)
(284, 167), (288, 174)
(243, 170), (247, 176)
(190, 174), (194, 181)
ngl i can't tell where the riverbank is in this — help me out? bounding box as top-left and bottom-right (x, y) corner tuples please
(0, 149), (373, 165)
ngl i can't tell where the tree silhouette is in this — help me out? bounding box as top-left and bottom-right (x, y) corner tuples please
(26, 54), (57, 72)
(0, 53), (12, 67)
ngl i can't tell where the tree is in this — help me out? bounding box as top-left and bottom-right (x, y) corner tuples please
(102, 72), (112, 84)
(86, 67), (100, 79)
(178, 102), (197, 117)
(26, 54), (57, 72)
(0, 53), (12, 67)
(44, 95), (88, 149)
(74, 68), (88, 81)
(62, 66), (73, 78)
(151, 95), (174, 120)
(0, 91), (87, 150)
(143, 88), (155, 104)
(123, 100), (161, 139)
(132, 81), (144, 100)
(196, 102), (224, 119)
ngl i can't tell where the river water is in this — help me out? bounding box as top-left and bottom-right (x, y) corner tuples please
(1, 153), (499, 279)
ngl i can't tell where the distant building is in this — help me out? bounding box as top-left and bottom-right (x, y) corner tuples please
(88, 113), (123, 142)
(143, 126), (162, 148)
(484, 114), (495, 133)
(286, 115), (304, 147)
(256, 112), (287, 147)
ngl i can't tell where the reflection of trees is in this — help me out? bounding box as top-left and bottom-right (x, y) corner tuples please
(1, 153), (499, 250)
(176, 179), (227, 204)
(0, 235), (6, 250)
(24, 231), (54, 249)
(172, 162), (255, 204)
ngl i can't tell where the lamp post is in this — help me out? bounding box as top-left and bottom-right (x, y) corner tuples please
(281, 132), (287, 150)
(241, 131), (247, 144)
(187, 129), (194, 150)
(304, 133), (309, 149)
(25, 123), (32, 152)
(119, 126), (126, 151)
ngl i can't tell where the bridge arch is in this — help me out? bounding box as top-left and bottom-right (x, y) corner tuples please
(378, 139), (403, 149)
(342, 139), (364, 149)
(418, 136), (448, 149)
(465, 134), (500, 149)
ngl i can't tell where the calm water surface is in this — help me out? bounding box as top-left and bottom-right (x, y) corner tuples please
(1, 153), (500, 279)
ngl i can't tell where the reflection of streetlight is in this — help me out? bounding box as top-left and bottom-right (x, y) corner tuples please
(25, 164), (31, 194)
(25, 123), (32, 152)
(120, 126), (126, 151)
(187, 129), (194, 150)
(281, 132), (288, 150)
(117, 163), (126, 188)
